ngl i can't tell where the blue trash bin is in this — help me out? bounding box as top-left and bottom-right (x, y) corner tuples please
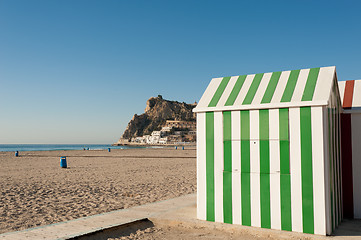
(182, 146), (184, 150)
(108, 148), (111, 152)
(15, 151), (19, 157)
(175, 146), (177, 150)
(60, 156), (67, 168)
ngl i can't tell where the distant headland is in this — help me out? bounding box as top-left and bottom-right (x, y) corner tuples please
(114, 95), (197, 146)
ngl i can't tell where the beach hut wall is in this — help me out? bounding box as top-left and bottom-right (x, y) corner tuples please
(193, 66), (342, 235)
(338, 80), (361, 219)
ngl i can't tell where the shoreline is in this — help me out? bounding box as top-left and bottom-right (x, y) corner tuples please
(0, 144), (178, 152)
(112, 142), (196, 147)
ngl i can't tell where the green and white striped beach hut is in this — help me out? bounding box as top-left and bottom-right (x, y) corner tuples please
(193, 66), (342, 235)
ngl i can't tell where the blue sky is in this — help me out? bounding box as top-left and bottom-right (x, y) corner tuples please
(1, 0), (361, 144)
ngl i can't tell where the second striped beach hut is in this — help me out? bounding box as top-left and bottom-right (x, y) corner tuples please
(338, 80), (361, 220)
(194, 66), (342, 235)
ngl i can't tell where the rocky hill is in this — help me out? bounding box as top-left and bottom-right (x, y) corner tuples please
(120, 95), (196, 140)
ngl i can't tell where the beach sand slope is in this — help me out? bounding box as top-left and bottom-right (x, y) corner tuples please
(0, 148), (196, 234)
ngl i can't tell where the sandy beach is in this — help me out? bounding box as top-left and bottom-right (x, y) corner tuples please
(0, 147), (196, 234)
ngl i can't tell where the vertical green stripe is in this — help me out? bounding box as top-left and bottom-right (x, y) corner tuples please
(206, 112), (215, 221)
(280, 175), (292, 231)
(279, 108), (289, 140)
(260, 172), (271, 228)
(300, 107), (314, 234)
(241, 173), (251, 226)
(259, 109), (271, 228)
(302, 68), (320, 101)
(280, 141), (290, 174)
(243, 73), (264, 105)
(261, 72), (282, 103)
(281, 70), (300, 102)
(223, 171), (232, 224)
(223, 112), (232, 171)
(223, 111), (232, 142)
(208, 77), (231, 107)
(225, 75), (247, 106)
(240, 110), (251, 226)
(259, 110), (269, 141)
(279, 108), (290, 174)
(279, 108), (292, 231)
(223, 111), (232, 224)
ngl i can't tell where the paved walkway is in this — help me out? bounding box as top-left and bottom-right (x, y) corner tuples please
(0, 194), (196, 240)
(1, 193), (361, 239)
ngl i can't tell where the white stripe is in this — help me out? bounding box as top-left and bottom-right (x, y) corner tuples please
(269, 109), (281, 230)
(330, 106), (336, 227)
(289, 107), (303, 233)
(337, 81), (346, 105)
(271, 71), (291, 103)
(353, 80), (361, 107)
(269, 109), (280, 172)
(197, 113), (206, 220)
(217, 76), (238, 107)
(251, 173), (261, 227)
(250, 110), (259, 141)
(331, 107), (338, 226)
(231, 111), (241, 225)
(233, 74), (256, 106)
(250, 110), (261, 227)
(313, 66), (336, 102)
(232, 171), (241, 225)
(311, 107), (327, 235)
(214, 111), (223, 223)
(322, 107), (332, 235)
(333, 106), (339, 224)
(269, 109), (280, 142)
(329, 106), (336, 229)
(333, 108), (341, 226)
(335, 107), (340, 224)
(270, 171), (281, 230)
(197, 77), (223, 108)
(252, 72), (272, 104)
(291, 69), (310, 102)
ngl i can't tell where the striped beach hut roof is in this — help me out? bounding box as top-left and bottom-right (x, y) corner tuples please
(338, 80), (361, 110)
(194, 66), (336, 113)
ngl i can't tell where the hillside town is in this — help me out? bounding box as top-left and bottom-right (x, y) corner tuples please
(128, 119), (196, 145)
(114, 96), (197, 146)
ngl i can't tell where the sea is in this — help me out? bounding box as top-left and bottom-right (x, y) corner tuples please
(0, 144), (158, 152)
